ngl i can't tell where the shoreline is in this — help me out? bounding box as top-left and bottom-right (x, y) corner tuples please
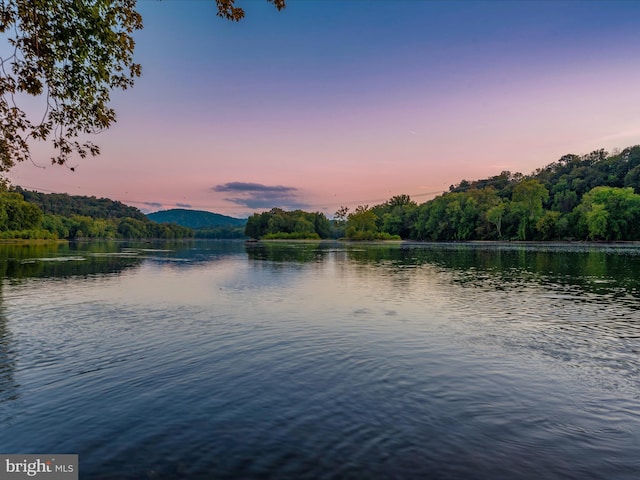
(251, 238), (640, 246)
(0, 238), (68, 245)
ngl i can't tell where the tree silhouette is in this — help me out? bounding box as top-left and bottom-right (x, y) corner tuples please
(0, 0), (286, 173)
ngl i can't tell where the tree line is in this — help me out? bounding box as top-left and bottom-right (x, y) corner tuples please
(246, 145), (640, 242)
(0, 189), (192, 240)
(245, 208), (333, 240)
(16, 187), (148, 220)
(6, 145), (640, 242)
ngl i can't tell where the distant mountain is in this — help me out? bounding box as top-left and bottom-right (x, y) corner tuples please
(147, 209), (246, 229)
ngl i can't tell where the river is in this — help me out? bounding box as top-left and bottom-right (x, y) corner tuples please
(1, 240), (639, 479)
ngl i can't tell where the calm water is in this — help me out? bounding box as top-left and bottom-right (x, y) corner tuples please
(1, 240), (639, 479)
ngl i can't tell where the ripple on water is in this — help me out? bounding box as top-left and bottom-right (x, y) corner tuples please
(1, 242), (640, 479)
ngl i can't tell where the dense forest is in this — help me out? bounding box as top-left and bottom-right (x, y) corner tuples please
(244, 205), (403, 240)
(245, 208), (333, 240)
(16, 187), (147, 220)
(0, 189), (192, 240)
(246, 145), (640, 242)
(414, 145), (640, 241)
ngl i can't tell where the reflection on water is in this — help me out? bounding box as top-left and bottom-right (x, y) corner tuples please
(0, 241), (142, 280)
(0, 304), (17, 404)
(1, 240), (639, 479)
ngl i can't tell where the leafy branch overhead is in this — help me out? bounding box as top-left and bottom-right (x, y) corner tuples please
(0, 0), (285, 174)
(216, 0), (286, 21)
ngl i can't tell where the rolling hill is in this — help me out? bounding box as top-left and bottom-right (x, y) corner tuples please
(146, 209), (246, 229)
(16, 187), (148, 220)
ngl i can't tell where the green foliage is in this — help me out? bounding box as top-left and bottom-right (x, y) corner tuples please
(245, 211), (271, 239)
(17, 187), (146, 220)
(584, 203), (609, 240)
(313, 212), (332, 238)
(449, 171), (518, 195)
(414, 146), (640, 241)
(624, 164), (640, 190)
(344, 229), (400, 241)
(0, 228), (56, 239)
(244, 208), (331, 240)
(42, 213), (68, 238)
(412, 188), (501, 241)
(551, 187), (578, 213)
(486, 201), (507, 239)
(536, 211), (561, 240)
(345, 205), (378, 240)
(6, 188), (193, 239)
(119, 217), (145, 238)
(0, 191), (43, 230)
(577, 186), (640, 240)
(511, 179), (548, 240)
(263, 231), (321, 240)
(371, 195), (417, 239)
(13, 142), (640, 242)
(331, 206), (350, 238)
(194, 226), (246, 239)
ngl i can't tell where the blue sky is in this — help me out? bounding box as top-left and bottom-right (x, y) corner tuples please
(9, 0), (640, 216)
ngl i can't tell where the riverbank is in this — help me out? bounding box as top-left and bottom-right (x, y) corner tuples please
(0, 238), (67, 245)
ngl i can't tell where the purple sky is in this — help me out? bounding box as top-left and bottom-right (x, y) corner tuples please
(8, 0), (640, 218)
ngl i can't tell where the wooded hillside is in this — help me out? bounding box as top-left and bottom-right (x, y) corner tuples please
(1, 189), (192, 240)
(15, 187), (147, 220)
(247, 145), (640, 242)
(147, 209), (245, 228)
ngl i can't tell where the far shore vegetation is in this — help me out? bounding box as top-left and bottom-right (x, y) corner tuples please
(1, 188), (193, 241)
(3, 145), (640, 242)
(246, 145), (640, 242)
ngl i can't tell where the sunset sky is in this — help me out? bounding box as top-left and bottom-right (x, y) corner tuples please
(7, 0), (640, 218)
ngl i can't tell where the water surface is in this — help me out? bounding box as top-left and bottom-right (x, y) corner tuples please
(1, 241), (639, 479)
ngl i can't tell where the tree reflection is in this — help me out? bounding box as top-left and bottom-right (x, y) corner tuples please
(243, 241), (640, 299)
(0, 292), (18, 403)
(245, 241), (333, 263)
(0, 241), (143, 281)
